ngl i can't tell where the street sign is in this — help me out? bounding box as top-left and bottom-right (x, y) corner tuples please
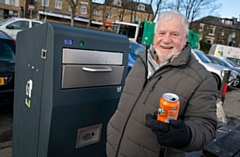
(29, 4), (35, 10)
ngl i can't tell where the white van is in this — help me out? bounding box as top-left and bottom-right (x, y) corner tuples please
(209, 44), (240, 66)
(0, 18), (43, 40)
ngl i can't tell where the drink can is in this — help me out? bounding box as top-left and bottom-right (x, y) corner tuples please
(157, 93), (180, 123)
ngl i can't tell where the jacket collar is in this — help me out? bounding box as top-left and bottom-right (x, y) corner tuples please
(169, 44), (191, 66)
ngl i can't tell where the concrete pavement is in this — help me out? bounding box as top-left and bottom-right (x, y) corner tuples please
(0, 141), (12, 157)
(223, 89), (240, 118)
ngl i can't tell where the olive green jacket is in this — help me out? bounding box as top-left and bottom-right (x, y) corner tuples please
(106, 44), (218, 157)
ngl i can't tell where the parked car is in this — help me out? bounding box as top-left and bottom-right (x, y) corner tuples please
(206, 54), (240, 87)
(128, 41), (146, 71)
(0, 30), (16, 107)
(0, 18), (43, 40)
(191, 49), (239, 89)
(225, 57), (240, 67)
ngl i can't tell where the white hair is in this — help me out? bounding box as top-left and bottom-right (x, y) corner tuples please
(154, 10), (189, 35)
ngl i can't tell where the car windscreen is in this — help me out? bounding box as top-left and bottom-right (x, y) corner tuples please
(114, 24), (137, 38)
(194, 50), (212, 63)
(0, 39), (15, 63)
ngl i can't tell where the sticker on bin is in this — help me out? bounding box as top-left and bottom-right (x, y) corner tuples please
(0, 77), (4, 85)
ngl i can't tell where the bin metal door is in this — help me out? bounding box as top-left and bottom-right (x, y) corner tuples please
(13, 24), (48, 157)
(62, 48), (124, 89)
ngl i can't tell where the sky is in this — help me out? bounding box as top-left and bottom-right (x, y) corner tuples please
(94, 0), (240, 21)
(218, 0), (240, 19)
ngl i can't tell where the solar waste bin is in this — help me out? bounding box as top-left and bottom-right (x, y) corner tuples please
(13, 23), (129, 157)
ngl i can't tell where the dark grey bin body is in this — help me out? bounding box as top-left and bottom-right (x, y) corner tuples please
(13, 23), (129, 157)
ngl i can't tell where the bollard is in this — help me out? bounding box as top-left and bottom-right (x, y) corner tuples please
(219, 70), (231, 103)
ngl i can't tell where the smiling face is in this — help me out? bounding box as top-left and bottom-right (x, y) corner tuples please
(153, 17), (188, 64)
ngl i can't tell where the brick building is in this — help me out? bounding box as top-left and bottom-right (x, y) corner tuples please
(0, 0), (153, 29)
(191, 16), (240, 48)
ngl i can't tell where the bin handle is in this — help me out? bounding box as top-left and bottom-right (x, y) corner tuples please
(82, 67), (112, 72)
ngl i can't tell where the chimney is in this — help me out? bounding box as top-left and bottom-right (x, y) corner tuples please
(232, 17), (237, 24)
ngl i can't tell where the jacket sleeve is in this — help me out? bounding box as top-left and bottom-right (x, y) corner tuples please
(181, 75), (218, 152)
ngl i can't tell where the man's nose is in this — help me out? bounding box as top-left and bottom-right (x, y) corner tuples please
(162, 35), (171, 43)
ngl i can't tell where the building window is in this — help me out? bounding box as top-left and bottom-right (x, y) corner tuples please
(0, 9), (4, 19)
(224, 20), (232, 25)
(42, 0), (49, 7)
(106, 12), (112, 18)
(221, 30), (225, 36)
(137, 4), (145, 11)
(232, 32), (236, 38)
(9, 0), (15, 6)
(199, 23), (204, 32)
(118, 13), (125, 20)
(209, 26), (215, 34)
(113, 0), (122, 6)
(80, 3), (88, 15)
(2, 0), (18, 6)
(132, 16), (136, 23)
(93, 9), (100, 16)
(55, 1), (62, 9)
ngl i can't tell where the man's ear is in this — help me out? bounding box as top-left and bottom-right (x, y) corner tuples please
(185, 35), (188, 42)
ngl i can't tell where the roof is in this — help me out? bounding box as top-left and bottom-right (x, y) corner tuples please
(193, 16), (240, 30)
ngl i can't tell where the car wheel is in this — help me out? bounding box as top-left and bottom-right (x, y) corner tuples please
(212, 74), (221, 90)
(235, 77), (240, 88)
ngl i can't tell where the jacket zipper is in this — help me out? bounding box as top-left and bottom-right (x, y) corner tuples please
(143, 76), (162, 105)
(159, 146), (166, 157)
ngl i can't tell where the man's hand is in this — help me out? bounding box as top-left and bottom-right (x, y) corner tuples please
(145, 111), (192, 148)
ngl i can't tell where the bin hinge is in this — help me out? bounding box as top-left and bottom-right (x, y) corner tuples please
(41, 49), (47, 60)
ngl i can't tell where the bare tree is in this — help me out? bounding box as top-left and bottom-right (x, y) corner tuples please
(129, 2), (136, 23)
(119, 0), (131, 21)
(146, 0), (154, 21)
(101, 1), (108, 31)
(167, 0), (221, 23)
(166, 0), (182, 12)
(86, 0), (94, 29)
(66, 0), (79, 26)
(150, 0), (167, 21)
(134, 0), (140, 22)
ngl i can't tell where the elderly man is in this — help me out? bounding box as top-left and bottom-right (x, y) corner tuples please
(106, 10), (218, 157)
